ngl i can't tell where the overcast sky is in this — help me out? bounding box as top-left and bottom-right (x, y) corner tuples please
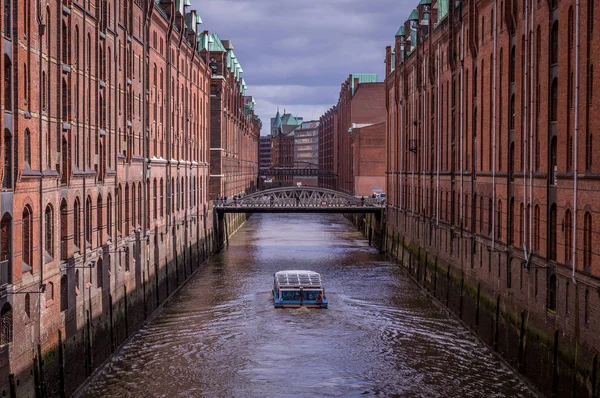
(193, 0), (414, 134)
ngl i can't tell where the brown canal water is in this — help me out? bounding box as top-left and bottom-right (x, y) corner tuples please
(81, 214), (539, 397)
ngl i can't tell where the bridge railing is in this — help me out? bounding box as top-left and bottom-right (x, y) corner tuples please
(215, 196), (384, 208)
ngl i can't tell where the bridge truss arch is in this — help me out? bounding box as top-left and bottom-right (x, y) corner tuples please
(214, 187), (383, 213)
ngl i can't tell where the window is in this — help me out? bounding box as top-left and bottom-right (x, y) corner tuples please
(568, 7), (574, 49)
(45, 205), (53, 258)
(160, 179), (164, 217)
(551, 22), (558, 65)
(3, 0), (10, 38)
(97, 258), (103, 289)
(519, 202), (524, 247)
(488, 198), (493, 235)
(584, 211), (592, 271)
(22, 206), (32, 271)
(85, 197), (92, 245)
(550, 136), (557, 184)
(125, 184), (129, 235)
(60, 200), (67, 260)
(153, 179), (157, 219)
(107, 194), (112, 238)
(565, 209), (572, 264)
(509, 46), (515, 84)
(60, 275), (68, 311)
(74, 198), (81, 250)
(3, 129), (12, 189)
(97, 195), (103, 245)
(24, 129), (31, 168)
(4, 55), (12, 111)
(0, 303), (12, 345)
(549, 204), (557, 261)
(588, 64), (594, 106)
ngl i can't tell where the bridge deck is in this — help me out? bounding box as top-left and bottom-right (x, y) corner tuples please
(213, 205), (383, 214)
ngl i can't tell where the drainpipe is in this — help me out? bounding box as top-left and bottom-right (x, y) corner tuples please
(572, 0), (580, 283)
(36, 0), (44, 367)
(436, 44), (440, 226)
(399, 78), (404, 212)
(529, 0), (535, 254)
(492, 1), (497, 249)
(411, 70), (415, 216)
(460, 25), (464, 229)
(459, 23), (465, 230)
(522, 0), (529, 261)
(422, 58), (426, 220)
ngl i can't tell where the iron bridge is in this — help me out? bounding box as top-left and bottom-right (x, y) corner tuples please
(214, 187), (384, 214)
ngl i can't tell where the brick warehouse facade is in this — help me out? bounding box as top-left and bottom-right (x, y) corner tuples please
(385, 0), (599, 395)
(201, 33), (261, 201)
(0, 0), (258, 396)
(318, 75), (386, 195)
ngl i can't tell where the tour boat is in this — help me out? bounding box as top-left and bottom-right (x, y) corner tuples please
(273, 270), (328, 309)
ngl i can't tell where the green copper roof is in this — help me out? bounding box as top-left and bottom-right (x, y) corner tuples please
(184, 0), (191, 6)
(350, 74), (378, 95)
(396, 26), (406, 36)
(419, 0), (431, 5)
(272, 110), (282, 129)
(408, 8), (419, 21)
(438, 0), (449, 20)
(196, 14), (203, 24)
(209, 33), (227, 53)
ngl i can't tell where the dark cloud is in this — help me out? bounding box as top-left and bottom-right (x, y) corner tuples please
(192, 0), (416, 131)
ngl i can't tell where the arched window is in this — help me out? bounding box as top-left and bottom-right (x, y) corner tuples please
(125, 184), (129, 235)
(551, 22), (559, 65)
(131, 184), (136, 228)
(60, 200), (67, 259)
(60, 274), (68, 311)
(1, 213), (12, 284)
(0, 303), (13, 345)
(565, 209), (572, 264)
(137, 184), (142, 227)
(509, 198), (515, 245)
(550, 79), (558, 122)
(584, 211), (592, 271)
(548, 274), (557, 310)
(509, 45), (515, 84)
(107, 194), (112, 238)
(97, 195), (103, 245)
(4, 55), (12, 111)
(22, 206), (32, 271)
(24, 129), (31, 168)
(45, 205), (53, 258)
(509, 94), (515, 130)
(85, 196), (92, 245)
(74, 198), (81, 251)
(160, 178), (164, 217)
(3, 129), (12, 189)
(97, 258), (103, 289)
(153, 178), (157, 219)
(117, 185), (122, 234)
(549, 204), (557, 261)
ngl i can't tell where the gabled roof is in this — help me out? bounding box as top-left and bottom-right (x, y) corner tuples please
(198, 32), (227, 52)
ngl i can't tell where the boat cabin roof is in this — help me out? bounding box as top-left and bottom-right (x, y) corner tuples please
(274, 270), (323, 288)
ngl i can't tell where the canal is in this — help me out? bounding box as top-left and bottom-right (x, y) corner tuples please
(81, 213), (538, 397)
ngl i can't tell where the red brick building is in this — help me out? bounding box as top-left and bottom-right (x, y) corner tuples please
(269, 109), (303, 186)
(0, 1), (256, 396)
(318, 75), (386, 195)
(385, 0), (599, 394)
(201, 34), (261, 200)
(350, 122), (387, 197)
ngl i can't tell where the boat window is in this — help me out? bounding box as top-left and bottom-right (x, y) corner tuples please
(281, 291), (301, 300)
(303, 291), (322, 300)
